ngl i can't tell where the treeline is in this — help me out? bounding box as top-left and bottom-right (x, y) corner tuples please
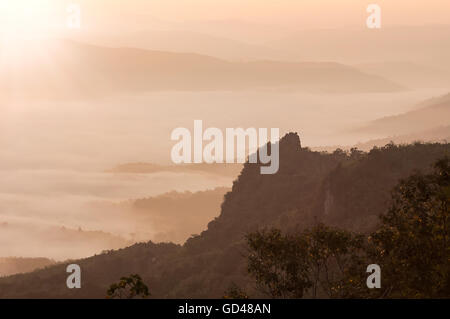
(239, 157), (449, 298)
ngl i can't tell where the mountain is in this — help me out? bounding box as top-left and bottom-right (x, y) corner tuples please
(129, 187), (230, 244)
(0, 257), (55, 277)
(0, 40), (401, 100)
(72, 30), (279, 61)
(313, 93), (450, 152)
(357, 93), (450, 136)
(356, 62), (450, 89)
(267, 26), (450, 69)
(350, 126), (450, 151)
(86, 187), (229, 245)
(0, 134), (448, 298)
(314, 125), (450, 153)
(77, 24), (450, 69)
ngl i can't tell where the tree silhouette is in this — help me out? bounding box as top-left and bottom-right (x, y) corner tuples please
(223, 283), (249, 299)
(245, 157), (450, 298)
(370, 157), (449, 298)
(106, 274), (150, 299)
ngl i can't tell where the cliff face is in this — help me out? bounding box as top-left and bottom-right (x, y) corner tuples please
(0, 136), (448, 298)
(199, 132), (342, 247)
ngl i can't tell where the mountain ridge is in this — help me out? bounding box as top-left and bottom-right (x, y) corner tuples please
(0, 39), (402, 100)
(356, 92), (450, 136)
(0, 135), (448, 298)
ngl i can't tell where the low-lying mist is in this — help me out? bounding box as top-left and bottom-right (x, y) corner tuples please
(1, 88), (447, 262)
(0, 168), (231, 260)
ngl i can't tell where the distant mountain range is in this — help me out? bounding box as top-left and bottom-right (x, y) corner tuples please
(267, 26), (450, 68)
(312, 93), (450, 152)
(356, 62), (450, 89)
(357, 93), (450, 136)
(73, 30), (279, 61)
(314, 125), (450, 153)
(0, 40), (402, 100)
(73, 25), (450, 69)
(350, 126), (450, 151)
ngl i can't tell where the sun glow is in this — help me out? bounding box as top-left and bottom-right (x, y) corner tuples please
(0, 1), (63, 61)
(0, 1), (58, 34)
(0, 1), (69, 103)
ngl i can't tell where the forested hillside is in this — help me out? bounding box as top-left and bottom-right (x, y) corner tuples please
(0, 134), (448, 298)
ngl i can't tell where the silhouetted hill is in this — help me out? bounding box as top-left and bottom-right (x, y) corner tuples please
(314, 125), (450, 153)
(0, 135), (448, 298)
(351, 126), (450, 151)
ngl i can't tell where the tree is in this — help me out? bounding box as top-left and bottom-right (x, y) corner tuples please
(246, 225), (366, 298)
(106, 274), (150, 299)
(223, 283), (249, 299)
(245, 158), (449, 299)
(370, 157), (449, 298)
(302, 224), (367, 298)
(247, 229), (311, 298)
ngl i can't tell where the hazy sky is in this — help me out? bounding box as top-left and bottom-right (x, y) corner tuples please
(1, 0), (449, 36)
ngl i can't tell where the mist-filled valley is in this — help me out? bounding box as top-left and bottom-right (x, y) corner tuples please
(0, 1), (449, 298)
(1, 88), (448, 267)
